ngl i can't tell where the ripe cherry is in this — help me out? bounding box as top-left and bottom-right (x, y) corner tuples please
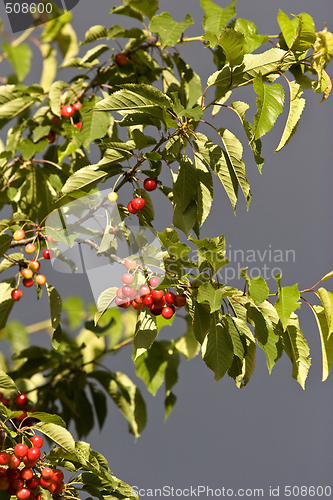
(27, 447), (40, 462)
(22, 278), (34, 288)
(131, 198), (145, 211)
(0, 478), (10, 491)
(13, 230), (25, 241)
(143, 178), (157, 192)
(75, 122), (82, 130)
(165, 292), (176, 305)
(162, 306), (174, 319)
(143, 294), (153, 307)
(174, 294), (187, 307)
(122, 273), (134, 285)
(0, 452), (10, 465)
(115, 297), (130, 308)
(116, 287), (125, 299)
(73, 102), (81, 110)
(43, 248), (53, 260)
(22, 456), (38, 468)
(149, 276), (159, 288)
(16, 393), (28, 407)
(61, 105), (74, 118)
(52, 469), (64, 482)
(122, 286), (134, 298)
(36, 274), (46, 286)
(51, 117), (60, 124)
(54, 482), (64, 494)
(124, 260), (137, 270)
(132, 300), (144, 311)
(41, 467), (53, 479)
(25, 243), (35, 254)
(21, 467), (33, 481)
(27, 477), (40, 490)
(115, 53), (127, 66)
(12, 478), (24, 490)
(30, 435), (43, 448)
(150, 304), (162, 316)
(139, 284), (150, 296)
(108, 192), (118, 202)
(11, 289), (23, 302)
(46, 131), (56, 143)
(16, 488), (31, 500)
(22, 268), (33, 279)
(127, 201), (138, 215)
(28, 260), (40, 272)
(151, 289), (164, 300)
(9, 455), (21, 468)
(153, 296), (165, 308)
(14, 443), (29, 458)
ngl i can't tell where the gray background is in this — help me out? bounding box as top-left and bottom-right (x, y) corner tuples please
(0, 0), (332, 498)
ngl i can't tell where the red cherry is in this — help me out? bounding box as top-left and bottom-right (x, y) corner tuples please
(162, 306), (174, 319)
(26, 477), (39, 490)
(51, 117), (60, 124)
(30, 435), (43, 448)
(132, 300), (144, 310)
(165, 292), (176, 305)
(54, 482), (64, 494)
(11, 289), (23, 302)
(16, 487), (31, 499)
(151, 289), (164, 300)
(9, 455), (21, 468)
(0, 452), (10, 465)
(122, 286), (134, 298)
(40, 477), (52, 489)
(124, 260), (137, 270)
(149, 276), (160, 288)
(52, 469), (64, 482)
(116, 287), (125, 299)
(61, 105), (74, 118)
(14, 443), (29, 458)
(27, 447), (40, 462)
(28, 260), (40, 272)
(150, 304), (162, 316)
(75, 122), (82, 130)
(122, 273), (134, 285)
(46, 482), (57, 494)
(143, 294), (153, 307)
(127, 201), (138, 215)
(0, 478), (10, 491)
(174, 294), (187, 307)
(43, 249), (53, 260)
(153, 296), (165, 308)
(73, 102), (81, 110)
(115, 297), (130, 308)
(7, 469), (21, 481)
(0, 469), (6, 480)
(16, 393), (28, 407)
(22, 456), (38, 468)
(143, 178), (157, 192)
(22, 278), (34, 288)
(46, 131), (56, 143)
(131, 198), (145, 211)
(115, 53), (127, 66)
(41, 467), (53, 479)
(21, 467), (33, 481)
(139, 285), (150, 296)
(12, 478), (24, 490)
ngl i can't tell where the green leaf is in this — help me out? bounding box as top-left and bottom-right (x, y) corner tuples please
(63, 296), (86, 329)
(89, 384), (107, 430)
(0, 234), (12, 259)
(57, 23), (79, 63)
(79, 44), (109, 65)
(204, 28), (245, 67)
(197, 282), (224, 313)
(95, 287), (117, 324)
(234, 18), (268, 54)
(34, 422), (76, 453)
(134, 310), (158, 359)
(275, 276), (301, 330)
(230, 101), (264, 172)
(253, 76), (285, 140)
(17, 138), (49, 161)
(40, 44), (57, 92)
(125, 0), (158, 20)
(247, 300), (283, 373)
(172, 200), (197, 236)
(61, 167), (108, 196)
(46, 284), (62, 348)
(193, 302), (212, 344)
(49, 81), (69, 117)
(218, 128), (251, 209)
(149, 12), (194, 49)
(3, 41), (32, 82)
(173, 158), (198, 212)
(275, 81), (306, 152)
(94, 84), (172, 111)
(313, 306), (333, 382)
(175, 316), (200, 360)
(194, 153), (213, 226)
(201, 314), (234, 381)
(281, 313), (311, 389)
(201, 0), (237, 37)
(172, 54), (203, 109)
(81, 97), (111, 152)
(27, 412), (66, 427)
(135, 342), (168, 396)
(81, 25), (108, 45)
(318, 288), (333, 340)
(0, 278), (16, 330)
(248, 276), (269, 304)
(189, 235), (227, 274)
(164, 392), (177, 422)
(277, 11), (316, 52)
(0, 371), (17, 391)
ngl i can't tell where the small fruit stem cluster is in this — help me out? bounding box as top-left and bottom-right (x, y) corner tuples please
(0, 434), (65, 499)
(116, 264), (186, 319)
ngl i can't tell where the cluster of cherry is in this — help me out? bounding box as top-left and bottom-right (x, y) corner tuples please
(0, 436), (65, 499)
(10, 230), (53, 302)
(45, 101), (82, 144)
(115, 263), (186, 319)
(0, 393), (38, 430)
